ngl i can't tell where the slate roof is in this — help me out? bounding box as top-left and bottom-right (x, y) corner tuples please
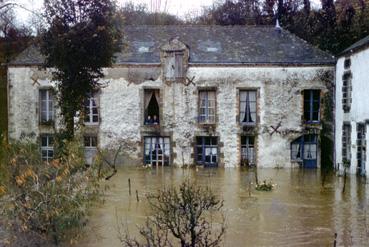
(10, 25), (335, 66)
(340, 35), (369, 57)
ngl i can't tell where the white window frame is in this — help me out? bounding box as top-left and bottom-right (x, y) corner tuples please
(342, 123), (351, 164)
(41, 135), (54, 162)
(357, 123), (366, 172)
(84, 135), (98, 149)
(342, 72), (352, 113)
(144, 137), (171, 166)
(198, 90), (216, 124)
(84, 96), (99, 125)
(241, 136), (255, 166)
(239, 90), (257, 125)
(40, 89), (54, 123)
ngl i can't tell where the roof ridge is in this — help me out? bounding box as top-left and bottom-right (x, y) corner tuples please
(124, 24), (276, 28)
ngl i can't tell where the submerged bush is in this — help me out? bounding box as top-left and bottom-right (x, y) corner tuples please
(255, 180), (274, 191)
(0, 136), (104, 246)
(119, 181), (226, 247)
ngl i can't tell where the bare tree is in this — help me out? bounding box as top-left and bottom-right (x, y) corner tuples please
(119, 181), (226, 247)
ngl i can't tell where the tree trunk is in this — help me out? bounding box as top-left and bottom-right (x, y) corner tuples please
(277, 0), (284, 20)
(65, 116), (75, 140)
(303, 0), (310, 15)
(254, 168), (259, 186)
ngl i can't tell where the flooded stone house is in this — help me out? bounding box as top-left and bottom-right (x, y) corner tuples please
(335, 35), (369, 176)
(7, 25), (335, 168)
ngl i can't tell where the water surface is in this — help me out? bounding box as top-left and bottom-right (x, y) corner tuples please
(76, 167), (369, 246)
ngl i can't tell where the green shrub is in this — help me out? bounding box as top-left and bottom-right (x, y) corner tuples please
(0, 136), (104, 246)
(255, 180), (274, 191)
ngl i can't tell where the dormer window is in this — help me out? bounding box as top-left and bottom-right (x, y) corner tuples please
(164, 52), (184, 80)
(174, 52), (184, 79)
(161, 38), (188, 82)
(138, 46), (149, 53)
(206, 47), (219, 52)
(133, 41), (154, 54)
(198, 40), (221, 53)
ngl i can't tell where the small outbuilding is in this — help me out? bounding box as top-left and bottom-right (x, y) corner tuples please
(335, 35), (369, 176)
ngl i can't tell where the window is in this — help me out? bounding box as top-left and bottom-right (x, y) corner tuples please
(239, 90), (257, 125)
(40, 89), (54, 123)
(291, 135), (318, 163)
(342, 72), (352, 113)
(357, 123), (366, 172)
(304, 90), (320, 123)
(84, 135), (97, 148)
(344, 58), (351, 69)
(342, 123), (351, 164)
(196, 136), (218, 166)
(84, 135), (97, 165)
(144, 137), (170, 166)
(41, 135), (54, 162)
(84, 95), (99, 124)
(241, 136), (255, 166)
(144, 89), (160, 125)
(164, 52), (184, 80)
(175, 53), (184, 79)
(198, 91), (216, 123)
(303, 135), (317, 161)
(291, 136), (303, 161)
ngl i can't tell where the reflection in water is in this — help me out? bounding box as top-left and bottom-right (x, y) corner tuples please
(75, 167), (369, 247)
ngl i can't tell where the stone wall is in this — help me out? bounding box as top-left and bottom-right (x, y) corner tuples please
(8, 65), (334, 167)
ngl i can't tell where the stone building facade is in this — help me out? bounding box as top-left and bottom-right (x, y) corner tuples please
(7, 25), (335, 168)
(335, 35), (369, 176)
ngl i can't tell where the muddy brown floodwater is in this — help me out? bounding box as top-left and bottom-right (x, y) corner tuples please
(75, 167), (369, 247)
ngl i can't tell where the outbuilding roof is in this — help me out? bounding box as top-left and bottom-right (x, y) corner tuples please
(11, 25), (335, 66)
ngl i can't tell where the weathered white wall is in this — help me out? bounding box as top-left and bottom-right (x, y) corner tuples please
(335, 47), (369, 176)
(7, 67), (61, 140)
(8, 65), (333, 168)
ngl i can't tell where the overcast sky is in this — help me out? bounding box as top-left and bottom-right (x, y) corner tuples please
(13, 0), (215, 23)
(13, 0), (321, 24)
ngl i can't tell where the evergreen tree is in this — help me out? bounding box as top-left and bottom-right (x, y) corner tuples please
(41, 0), (122, 139)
